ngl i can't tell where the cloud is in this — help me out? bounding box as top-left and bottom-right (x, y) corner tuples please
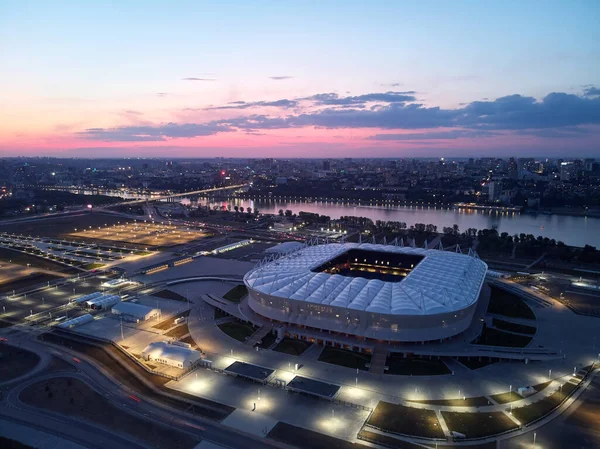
(583, 86), (600, 97)
(77, 89), (600, 143)
(269, 76), (293, 80)
(206, 99), (298, 110)
(307, 91), (417, 106)
(182, 77), (216, 81)
(157, 92), (169, 97)
(77, 122), (233, 141)
(123, 110), (143, 116)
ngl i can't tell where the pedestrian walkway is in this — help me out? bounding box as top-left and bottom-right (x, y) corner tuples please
(369, 347), (388, 374)
(245, 324), (273, 347)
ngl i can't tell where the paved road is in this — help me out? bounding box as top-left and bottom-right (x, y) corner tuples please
(0, 333), (289, 449)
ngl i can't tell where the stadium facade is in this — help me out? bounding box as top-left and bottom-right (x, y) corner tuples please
(244, 242), (488, 343)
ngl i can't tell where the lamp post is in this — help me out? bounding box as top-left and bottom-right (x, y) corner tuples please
(533, 431), (537, 448)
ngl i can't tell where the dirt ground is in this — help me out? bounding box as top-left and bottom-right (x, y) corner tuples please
(20, 376), (200, 449)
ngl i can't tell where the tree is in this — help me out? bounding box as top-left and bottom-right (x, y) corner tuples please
(239, 206), (245, 213)
(278, 209), (284, 217)
(284, 209), (293, 217)
(254, 208), (259, 215)
(246, 207), (252, 214)
(227, 204), (232, 212)
(234, 205), (239, 213)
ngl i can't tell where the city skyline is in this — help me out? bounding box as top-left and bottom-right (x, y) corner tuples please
(1, 1), (599, 158)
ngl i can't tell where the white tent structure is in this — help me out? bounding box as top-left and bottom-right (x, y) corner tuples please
(141, 341), (201, 369)
(111, 302), (159, 322)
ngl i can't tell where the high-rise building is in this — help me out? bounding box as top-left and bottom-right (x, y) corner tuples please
(508, 157), (518, 178)
(323, 160), (331, 171)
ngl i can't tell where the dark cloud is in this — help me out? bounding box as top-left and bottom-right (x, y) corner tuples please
(307, 91), (416, 106)
(79, 90), (600, 143)
(77, 123), (233, 141)
(182, 77), (216, 81)
(206, 99), (298, 110)
(583, 86), (600, 97)
(269, 76), (293, 80)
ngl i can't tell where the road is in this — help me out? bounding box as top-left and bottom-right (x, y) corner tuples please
(0, 330), (290, 449)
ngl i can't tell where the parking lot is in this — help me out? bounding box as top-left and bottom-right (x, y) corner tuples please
(69, 221), (208, 247)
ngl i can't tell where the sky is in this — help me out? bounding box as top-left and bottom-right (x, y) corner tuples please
(1, 0), (599, 158)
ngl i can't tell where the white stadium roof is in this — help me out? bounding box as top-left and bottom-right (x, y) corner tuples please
(245, 243), (487, 316)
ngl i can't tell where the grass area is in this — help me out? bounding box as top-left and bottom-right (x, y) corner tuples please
(318, 346), (371, 371)
(0, 272), (62, 294)
(164, 323), (190, 339)
(0, 246), (73, 272)
(357, 430), (425, 449)
(368, 401), (445, 439)
(512, 381), (578, 424)
(152, 289), (189, 302)
(492, 317), (536, 335)
(491, 391), (523, 404)
(214, 307), (230, 319)
(152, 309), (191, 330)
(256, 331), (277, 349)
(222, 284), (248, 303)
(534, 380), (553, 392)
(409, 396), (491, 407)
(273, 337), (312, 356)
(385, 354), (451, 376)
(473, 324), (533, 348)
(269, 422), (371, 449)
(455, 356), (499, 370)
(0, 345), (41, 382)
(217, 320), (257, 342)
(487, 286), (535, 319)
(82, 262), (105, 270)
(441, 410), (519, 439)
(179, 335), (199, 350)
(20, 377), (199, 449)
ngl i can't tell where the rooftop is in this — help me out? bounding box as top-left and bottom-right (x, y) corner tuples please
(244, 243), (487, 316)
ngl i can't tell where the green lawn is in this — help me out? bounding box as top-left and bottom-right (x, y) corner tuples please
(512, 382), (578, 424)
(441, 411), (519, 439)
(386, 354), (451, 376)
(473, 324), (533, 348)
(83, 262), (105, 270)
(487, 286), (535, 319)
(223, 284), (248, 303)
(368, 401), (445, 439)
(217, 321), (257, 342)
(490, 391), (523, 404)
(273, 337), (312, 356)
(318, 346), (371, 371)
(492, 318), (536, 335)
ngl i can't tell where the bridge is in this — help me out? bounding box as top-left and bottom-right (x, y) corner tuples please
(114, 183), (249, 206)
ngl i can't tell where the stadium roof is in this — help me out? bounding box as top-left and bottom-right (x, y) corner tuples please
(244, 243), (487, 316)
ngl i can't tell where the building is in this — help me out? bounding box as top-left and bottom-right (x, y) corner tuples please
(111, 302), (160, 322)
(141, 341), (202, 369)
(244, 242), (487, 343)
(488, 181), (499, 201)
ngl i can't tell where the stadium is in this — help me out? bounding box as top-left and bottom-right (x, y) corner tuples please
(244, 242), (488, 343)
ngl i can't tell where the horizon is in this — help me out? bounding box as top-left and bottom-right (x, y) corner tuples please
(1, 1), (599, 158)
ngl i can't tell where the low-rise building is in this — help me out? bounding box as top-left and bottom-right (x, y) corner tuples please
(141, 341), (202, 369)
(111, 302), (159, 322)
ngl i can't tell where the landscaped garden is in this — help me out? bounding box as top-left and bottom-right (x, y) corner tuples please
(487, 286), (535, 319)
(222, 284), (248, 303)
(385, 353), (451, 375)
(318, 346), (371, 371)
(273, 337), (312, 356)
(367, 401), (445, 439)
(217, 321), (257, 342)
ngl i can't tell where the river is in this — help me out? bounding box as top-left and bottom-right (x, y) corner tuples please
(195, 197), (599, 248)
